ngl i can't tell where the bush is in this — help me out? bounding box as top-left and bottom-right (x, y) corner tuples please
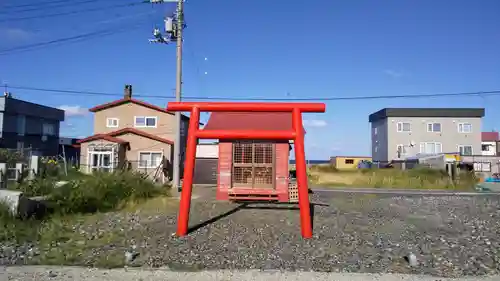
(0, 149), (23, 165)
(0, 201), (40, 242)
(310, 164), (339, 173)
(13, 177), (57, 197)
(48, 171), (162, 215)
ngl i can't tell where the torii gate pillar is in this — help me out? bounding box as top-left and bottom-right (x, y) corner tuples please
(166, 102), (326, 239)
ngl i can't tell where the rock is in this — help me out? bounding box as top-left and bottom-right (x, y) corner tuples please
(406, 253), (418, 267)
(54, 181), (69, 188)
(48, 270), (57, 278)
(124, 251), (139, 264)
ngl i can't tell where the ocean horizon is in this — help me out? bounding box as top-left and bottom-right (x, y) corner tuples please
(289, 160), (329, 164)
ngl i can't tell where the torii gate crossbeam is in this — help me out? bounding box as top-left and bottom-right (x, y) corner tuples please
(166, 102), (326, 239)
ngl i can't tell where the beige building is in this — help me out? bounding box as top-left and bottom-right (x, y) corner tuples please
(78, 85), (190, 181)
(369, 108), (485, 162)
(330, 156), (372, 170)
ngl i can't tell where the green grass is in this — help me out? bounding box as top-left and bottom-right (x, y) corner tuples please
(0, 170), (172, 267)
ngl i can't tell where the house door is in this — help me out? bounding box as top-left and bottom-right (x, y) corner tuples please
(232, 141), (274, 189)
(88, 152), (113, 173)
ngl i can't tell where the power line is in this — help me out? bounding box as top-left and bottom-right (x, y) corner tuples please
(1, 0), (70, 9)
(0, 0), (104, 14)
(0, 1), (145, 22)
(6, 85), (500, 101)
(0, 21), (147, 55)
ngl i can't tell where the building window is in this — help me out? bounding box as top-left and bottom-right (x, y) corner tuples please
(374, 145), (378, 153)
(419, 142), (442, 154)
(106, 118), (119, 128)
(396, 144), (407, 157)
(427, 122), (441, 132)
(458, 123), (472, 133)
(458, 145), (473, 156)
(135, 116), (157, 128)
(474, 162), (491, 172)
(42, 123), (55, 136)
(482, 144), (491, 152)
(17, 115), (26, 136)
(138, 152), (163, 168)
(373, 127), (378, 135)
(397, 122), (411, 132)
(345, 159), (354, 164)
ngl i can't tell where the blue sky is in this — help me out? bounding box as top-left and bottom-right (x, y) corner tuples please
(1, 0), (499, 159)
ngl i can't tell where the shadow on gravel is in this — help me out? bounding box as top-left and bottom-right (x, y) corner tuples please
(187, 202), (329, 234)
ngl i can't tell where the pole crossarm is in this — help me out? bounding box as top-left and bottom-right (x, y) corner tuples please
(167, 102), (326, 239)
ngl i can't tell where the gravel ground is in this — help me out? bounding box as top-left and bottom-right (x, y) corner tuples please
(2, 189), (500, 278)
(2, 266), (500, 281)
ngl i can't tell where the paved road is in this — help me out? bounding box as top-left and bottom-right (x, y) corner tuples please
(311, 186), (500, 196)
(1, 267), (499, 281)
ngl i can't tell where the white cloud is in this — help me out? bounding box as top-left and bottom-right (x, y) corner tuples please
(303, 119), (327, 127)
(384, 69), (403, 78)
(1, 28), (32, 41)
(58, 105), (88, 117)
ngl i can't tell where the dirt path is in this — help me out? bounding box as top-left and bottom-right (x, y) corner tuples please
(1, 266), (498, 281)
(2, 188), (500, 278)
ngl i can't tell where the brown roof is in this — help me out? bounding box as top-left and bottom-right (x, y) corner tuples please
(78, 134), (128, 144)
(482, 131), (500, 142)
(88, 98), (192, 121)
(107, 127), (174, 145)
(78, 128), (174, 145)
(203, 112), (306, 133)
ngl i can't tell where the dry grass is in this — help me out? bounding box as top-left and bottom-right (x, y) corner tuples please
(35, 195), (177, 268)
(1, 194), (177, 268)
(308, 165), (477, 190)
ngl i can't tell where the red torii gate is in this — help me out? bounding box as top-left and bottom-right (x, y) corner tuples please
(166, 102), (326, 239)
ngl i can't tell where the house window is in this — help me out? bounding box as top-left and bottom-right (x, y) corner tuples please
(458, 123), (472, 133)
(482, 144), (491, 152)
(373, 127), (378, 135)
(138, 152), (163, 168)
(17, 115), (26, 136)
(397, 122), (411, 132)
(474, 162), (491, 172)
(42, 123), (55, 136)
(135, 116), (157, 128)
(89, 151), (114, 173)
(458, 145), (473, 156)
(396, 144), (407, 157)
(427, 123), (441, 132)
(374, 145), (378, 153)
(106, 118), (119, 128)
(345, 159), (354, 164)
(419, 142), (442, 154)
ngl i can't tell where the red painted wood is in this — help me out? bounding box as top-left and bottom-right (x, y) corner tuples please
(167, 102), (324, 239)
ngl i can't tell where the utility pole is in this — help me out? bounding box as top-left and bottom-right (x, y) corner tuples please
(148, 0), (185, 192)
(172, 0), (184, 192)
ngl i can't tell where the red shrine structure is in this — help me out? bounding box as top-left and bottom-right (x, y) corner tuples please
(166, 102), (326, 239)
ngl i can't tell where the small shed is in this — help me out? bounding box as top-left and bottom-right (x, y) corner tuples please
(193, 143), (218, 185)
(203, 112), (302, 202)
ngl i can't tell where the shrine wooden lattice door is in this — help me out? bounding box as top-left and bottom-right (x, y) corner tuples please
(232, 141), (275, 189)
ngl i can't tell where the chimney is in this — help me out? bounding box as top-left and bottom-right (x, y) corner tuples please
(124, 84), (132, 99)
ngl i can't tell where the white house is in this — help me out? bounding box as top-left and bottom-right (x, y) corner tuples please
(481, 132), (499, 156)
